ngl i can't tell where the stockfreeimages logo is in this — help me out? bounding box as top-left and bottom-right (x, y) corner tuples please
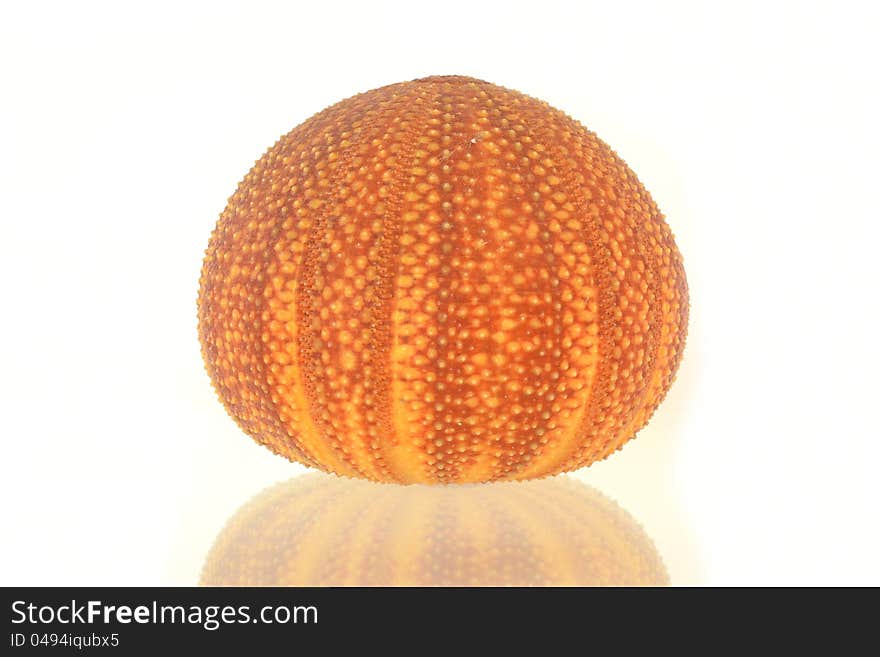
(11, 600), (318, 631)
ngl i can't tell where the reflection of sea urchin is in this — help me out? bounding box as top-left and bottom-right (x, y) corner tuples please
(198, 75), (688, 484)
(200, 475), (669, 586)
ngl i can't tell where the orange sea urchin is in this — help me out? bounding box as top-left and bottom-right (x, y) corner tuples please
(197, 75), (688, 484)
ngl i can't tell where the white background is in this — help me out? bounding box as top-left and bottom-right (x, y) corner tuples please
(2, 0), (878, 586)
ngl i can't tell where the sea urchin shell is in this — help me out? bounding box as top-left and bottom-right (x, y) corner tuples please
(197, 75), (688, 484)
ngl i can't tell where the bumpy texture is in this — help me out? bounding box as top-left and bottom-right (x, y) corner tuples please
(198, 75), (688, 483)
(201, 474), (668, 586)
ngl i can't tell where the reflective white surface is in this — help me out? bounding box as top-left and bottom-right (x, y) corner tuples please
(2, 1), (879, 586)
(199, 474), (670, 586)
